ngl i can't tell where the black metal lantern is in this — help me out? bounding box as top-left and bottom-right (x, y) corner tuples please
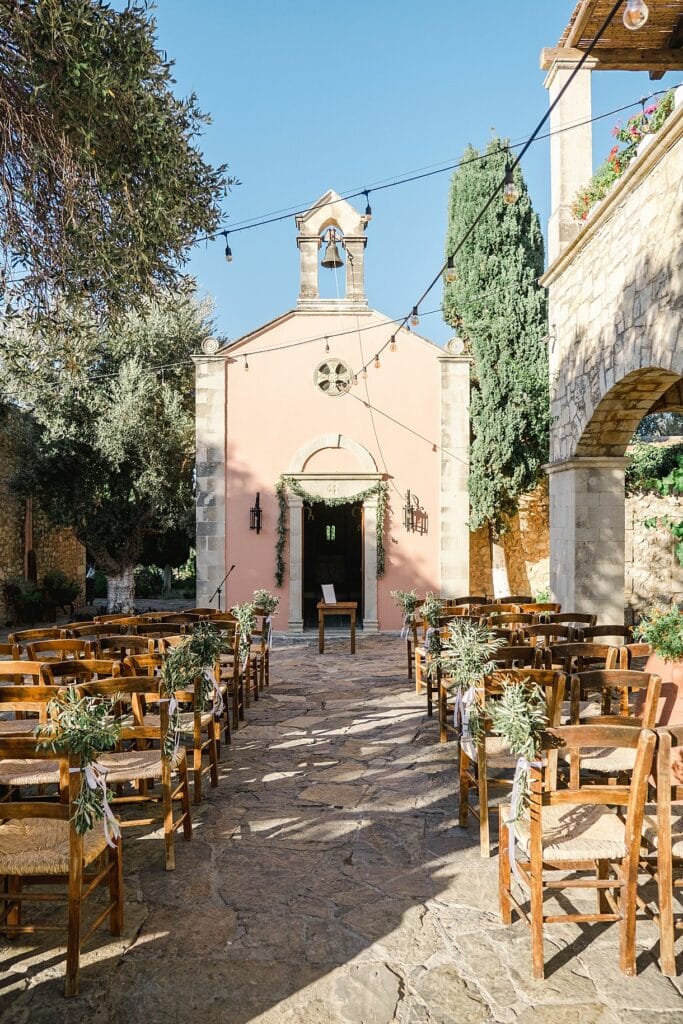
(403, 490), (428, 535)
(250, 492), (262, 534)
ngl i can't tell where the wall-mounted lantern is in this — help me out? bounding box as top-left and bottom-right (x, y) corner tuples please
(250, 492), (263, 534)
(403, 490), (429, 535)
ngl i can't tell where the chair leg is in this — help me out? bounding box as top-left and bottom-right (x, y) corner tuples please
(657, 840), (676, 976)
(407, 641), (413, 683)
(498, 808), (512, 925)
(478, 758), (490, 857)
(193, 743), (202, 804)
(415, 651), (422, 693)
(426, 671), (433, 717)
(6, 876), (21, 928)
(179, 756), (193, 840)
(209, 724), (219, 788)
(109, 843), (124, 936)
(65, 854), (83, 997)
(458, 747), (469, 827)
(161, 760), (175, 871)
(530, 860), (545, 980)
(439, 684), (448, 743)
(596, 860), (609, 915)
(619, 870), (638, 976)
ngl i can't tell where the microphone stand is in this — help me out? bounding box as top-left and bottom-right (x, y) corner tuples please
(210, 564), (235, 612)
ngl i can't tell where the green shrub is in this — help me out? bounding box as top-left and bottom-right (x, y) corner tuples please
(634, 606), (683, 662)
(42, 570), (80, 608)
(134, 564), (164, 598)
(2, 577), (45, 623)
(626, 442), (683, 495)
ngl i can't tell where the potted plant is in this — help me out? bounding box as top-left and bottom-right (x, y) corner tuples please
(634, 605), (683, 723)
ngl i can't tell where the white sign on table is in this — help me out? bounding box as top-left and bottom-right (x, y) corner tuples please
(321, 584), (337, 605)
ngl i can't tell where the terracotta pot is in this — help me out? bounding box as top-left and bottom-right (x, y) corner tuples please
(645, 653), (683, 783)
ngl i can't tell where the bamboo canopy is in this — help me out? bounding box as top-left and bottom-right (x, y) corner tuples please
(541, 0), (683, 75)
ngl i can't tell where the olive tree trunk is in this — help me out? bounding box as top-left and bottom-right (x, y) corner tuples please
(490, 528), (510, 599)
(106, 567), (135, 613)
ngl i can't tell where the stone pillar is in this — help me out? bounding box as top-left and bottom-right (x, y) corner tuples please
(544, 60), (594, 264)
(548, 456), (629, 625)
(194, 355), (227, 607)
(362, 496), (379, 633)
(287, 495), (304, 633)
(439, 347), (470, 597)
(297, 236), (320, 303)
(344, 237), (367, 304)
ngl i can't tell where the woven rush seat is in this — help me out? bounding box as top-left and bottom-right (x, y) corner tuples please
(0, 720), (41, 736)
(143, 710), (214, 735)
(0, 817), (109, 875)
(642, 808), (683, 858)
(484, 735), (518, 768)
(560, 699), (602, 724)
(515, 803), (627, 861)
(0, 757), (59, 786)
(559, 746), (636, 774)
(98, 749), (174, 782)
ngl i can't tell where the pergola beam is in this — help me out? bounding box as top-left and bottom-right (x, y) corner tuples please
(566, 0), (602, 48)
(540, 45), (683, 71)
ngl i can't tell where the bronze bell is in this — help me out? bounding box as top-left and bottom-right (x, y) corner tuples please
(321, 229), (344, 269)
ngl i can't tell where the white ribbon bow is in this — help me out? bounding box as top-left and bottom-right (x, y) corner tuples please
(455, 685), (478, 761)
(507, 756), (542, 886)
(400, 614), (411, 641)
(266, 615), (274, 649)
(83, 762), (121, 848)
(203, 667), (224, 718)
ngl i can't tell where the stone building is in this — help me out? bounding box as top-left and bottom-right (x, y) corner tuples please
(540, 5), (683, 623)
(195, 190), (470, 631)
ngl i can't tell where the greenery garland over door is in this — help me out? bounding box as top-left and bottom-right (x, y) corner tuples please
(275, 476), (388, 588)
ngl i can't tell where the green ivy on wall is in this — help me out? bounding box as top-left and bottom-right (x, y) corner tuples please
(274, 476), (389, 588)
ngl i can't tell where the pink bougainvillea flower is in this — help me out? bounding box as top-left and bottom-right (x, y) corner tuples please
(645, 104), (657, 115)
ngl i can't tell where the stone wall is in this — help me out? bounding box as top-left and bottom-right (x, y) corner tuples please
(468, 483), (550, 598)
(626, 493), (683, 621)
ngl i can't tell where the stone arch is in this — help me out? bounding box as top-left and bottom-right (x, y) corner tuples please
(575, 367), (682, 457)
(288, 433), (378, 474)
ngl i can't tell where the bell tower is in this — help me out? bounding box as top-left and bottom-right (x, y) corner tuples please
(295, 189), (368, 311)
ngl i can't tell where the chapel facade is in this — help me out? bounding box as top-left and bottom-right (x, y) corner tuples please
(194, 190), (470, 632)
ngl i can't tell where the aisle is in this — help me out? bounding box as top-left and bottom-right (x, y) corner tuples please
(1, 636), (681, 1023)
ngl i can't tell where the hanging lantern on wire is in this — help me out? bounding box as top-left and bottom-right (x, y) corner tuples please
(324, 337), (330, 353)
(243, 355), (249, 372)
(223, 231), (233, 262)
(389, 335), (397, 353)
(362, 190), (372, 224)
(623, 0), (649, 30)
(362, 366), (368, 379)
(503, 160), (518, 205)
(374, 353), (381, 369)
(410, 306), (419, 327)
(445, 255), (457, 283)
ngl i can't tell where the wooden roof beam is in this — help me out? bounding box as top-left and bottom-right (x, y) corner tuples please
(541, 45), (683, 71)
(649, 13), (683, 79)
(566, 0), (601, 48)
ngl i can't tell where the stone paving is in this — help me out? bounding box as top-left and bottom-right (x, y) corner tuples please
(1, 634), (683, 1023)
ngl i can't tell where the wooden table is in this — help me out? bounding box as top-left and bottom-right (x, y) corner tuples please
(317, 601), (357, 655)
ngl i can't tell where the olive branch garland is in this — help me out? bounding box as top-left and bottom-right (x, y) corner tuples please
(160, 624), (230, 757)
(231, 601), (257, 667)
(36, 687), (121, 836)
(274, 475), (389, 587)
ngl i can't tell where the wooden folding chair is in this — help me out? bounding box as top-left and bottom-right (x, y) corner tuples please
(0, 736), (123, 996)
(499, 724), (655, 979)
(458, 668), (565, 857)
(78, 677), (192, 870)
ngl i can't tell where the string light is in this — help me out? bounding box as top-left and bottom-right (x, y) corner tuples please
(432, 443), (437, 453)
(352, 374), (358, 386)
(243, 355), (249, 371)
(623, 0), (649, 30)
(445, 256), (457, 284)
(324, 336), (330, 353)
(410, 306), (419, 327)
(373, 353), (381, 369)
(362, 367), (368, 379)
(363, 190), (372, 223)
(223, 231), (232, 262)
(389, 335), (397, 353)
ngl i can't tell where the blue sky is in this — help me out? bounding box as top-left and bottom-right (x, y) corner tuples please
(151, 1), (679, 346)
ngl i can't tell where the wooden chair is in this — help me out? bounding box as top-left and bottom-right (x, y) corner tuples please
(252, 608), (272, 690)
(639, 724), (683, 975)
(216, 626), (246, 731)
(92, 612), (133, 624)
(498, 723), (655, 979)
(125, 653), (164, 676)
(576, 624), (634, 644)
(450, 595), (488, 606)
(484, 612), (536, 628)
(181, 607), (217, 617)
(7, 627), (63, 645)
(458, 669), (566, 856)
(158, 636), (231, 752)
(0, 684), (55, 750)
(62, 622), (126, 639)
(476, 603), (521, 616)
(95, 635), (152, 660)
(619, 642), (652, 670)
(545, 612), (598, 629)
(0, 736), (123, 996)
(40, 659), (122, 685)
(520, 603), (562, 615)
(543, 642), (620, 673)
(78, 677), (192, 870)
(519, 623), (573, 649)
(498, 595), (534, 604)
(0, 663), (45, 738)
(26, 638), (94, 663)
(0, 642), (20, 660)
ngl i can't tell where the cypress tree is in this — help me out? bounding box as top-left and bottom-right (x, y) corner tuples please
(443, 140), (549, 538)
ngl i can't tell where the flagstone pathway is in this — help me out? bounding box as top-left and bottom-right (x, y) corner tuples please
(1, 634), (682, 1023)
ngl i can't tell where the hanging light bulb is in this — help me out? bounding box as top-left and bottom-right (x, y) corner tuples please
(352, 373), (358, 386)
(411, 306), (419, 326)
(623, 0), (649, 30)
(243, 355), (249, 372)
(324, 336), (330, 353)
(389, 335), (397, 353)
(445, 255), (457, 284)
(363, 190), (372, 223)
(374, 353), (381, 369)
(362, 366), (368, 379)
(503, 161), (518, 205)
(432, 443), (437, 453)
(223, 231), (233, 262)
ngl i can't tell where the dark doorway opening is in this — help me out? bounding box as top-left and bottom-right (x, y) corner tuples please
(302, 500), (363, 628)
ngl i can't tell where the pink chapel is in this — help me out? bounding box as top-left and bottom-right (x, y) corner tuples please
(194, 190), (470, 632)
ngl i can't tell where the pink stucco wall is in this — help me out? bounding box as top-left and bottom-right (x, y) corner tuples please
(221, 308), (443, 630)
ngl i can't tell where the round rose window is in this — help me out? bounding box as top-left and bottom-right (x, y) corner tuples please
(313, 359), (352, 397)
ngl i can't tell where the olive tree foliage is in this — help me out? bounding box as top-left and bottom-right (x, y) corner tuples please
(443, 140), (549, 534)
(6, 289), (213, 602)
(0, 0), (230, 324)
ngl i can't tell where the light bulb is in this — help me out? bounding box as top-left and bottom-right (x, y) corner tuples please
(362, 367), (368, 379)
(432, 443), (437, 453)
(244, 356), (249, 372)
(324, 337), (330, 353)
(352, 374), (358, 386)
(374, 354), (381, 369)
(389, 335), (397, 353)
(445, 256), (456, 283)
(503, 164), (518, 205)
(411, 306), (419, 326)
(224, 231), (232, 262)
(363, 190), (372, 222)
(623, 0), (648, 30)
